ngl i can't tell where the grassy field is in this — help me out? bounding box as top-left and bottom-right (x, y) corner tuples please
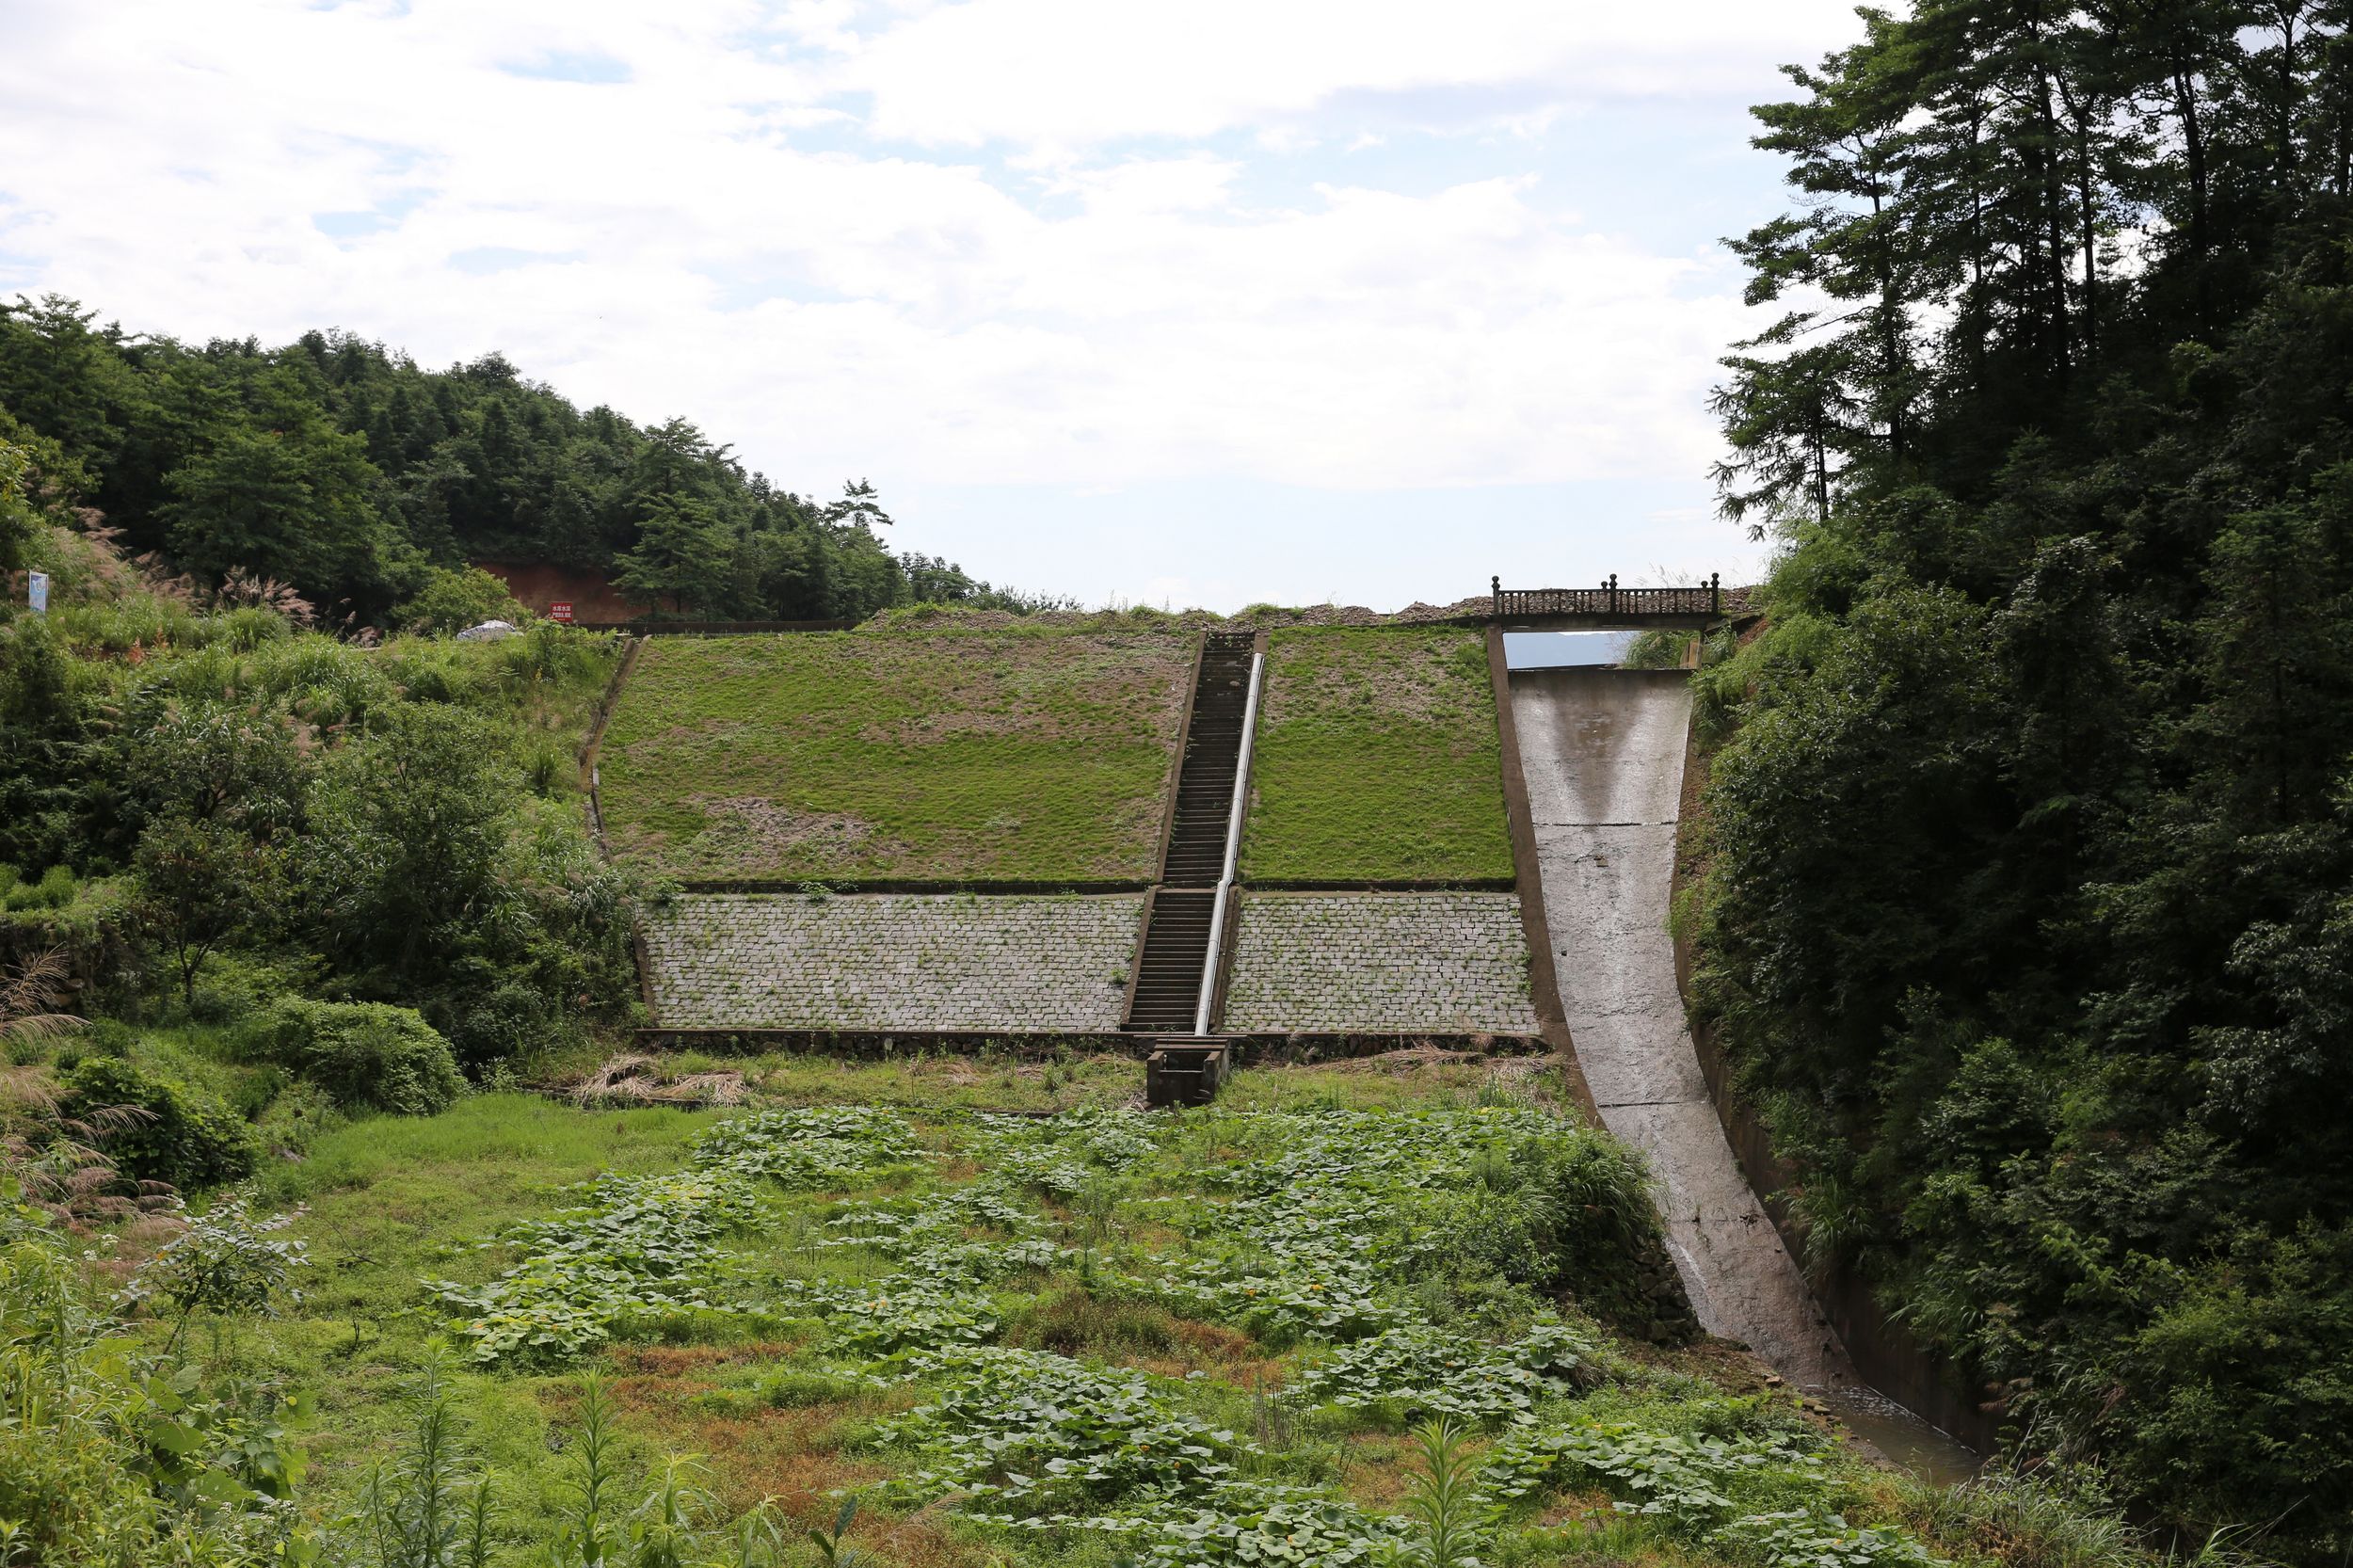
(1241, 628), (1515, 884)
(110, 1055), (2093, 1568)
(596, 632), (1193, 883)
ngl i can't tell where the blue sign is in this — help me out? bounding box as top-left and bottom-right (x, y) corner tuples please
(25, 571), (46, 615)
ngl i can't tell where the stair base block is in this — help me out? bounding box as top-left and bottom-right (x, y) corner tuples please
(1143, 1036), (1235, 1109)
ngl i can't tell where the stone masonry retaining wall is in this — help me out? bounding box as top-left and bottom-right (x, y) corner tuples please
(1222, 892), (1540, 1034)
(645, 892), (1141, 1032)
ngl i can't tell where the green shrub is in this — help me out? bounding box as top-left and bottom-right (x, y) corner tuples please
(392, 565), (524, 635)
(65, 1017), (137, 1064)
(520, 735), (569, 797)
(1404, 1128), (1664, 1325)
(226, 1064), (291, 1121)
(63, 1054), (258, 1192)
(1004, 1287), (1183, 1357)
(437, 979), (547, 1068)
(296, 704), (641, 1062)
(0, 1209), (320, 1562)
(184, 952), (308, 1027)
(254, 1077), (344, 1153)
(245, 999), (464, 1116)
(2, 863), (76, 910)
(497, 618), (612, 689)
(0, 868), (134, 959)
(215, 605), (294, 652)
(760, 1368), (872, 1408)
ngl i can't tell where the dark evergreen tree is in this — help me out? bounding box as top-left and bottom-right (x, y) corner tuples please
(1702, 6), (2353, 1553)
(613, 494), (733, 616)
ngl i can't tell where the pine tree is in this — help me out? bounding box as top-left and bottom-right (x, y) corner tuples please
(613, 493), (733, 616)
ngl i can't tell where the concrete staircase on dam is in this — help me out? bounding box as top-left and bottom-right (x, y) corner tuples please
(1125, 889), (1218, 1032)
(1158, 631), (1257, 888)
(1124, 631), (1261, 1096)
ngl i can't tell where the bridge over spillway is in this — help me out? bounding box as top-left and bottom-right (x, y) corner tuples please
(1489, 574), (1732, 630)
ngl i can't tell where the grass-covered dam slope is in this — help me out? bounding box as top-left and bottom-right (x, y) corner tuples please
(1242, 627), (1514, 884)
(597, 630), (1193, 883)
(124, 1055), (2148, 1568)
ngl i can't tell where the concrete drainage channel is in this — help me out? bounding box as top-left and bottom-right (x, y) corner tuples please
(1508, 664), (1981, 1481)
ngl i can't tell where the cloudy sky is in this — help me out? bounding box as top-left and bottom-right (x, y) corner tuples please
(0, 0), (1863, 611)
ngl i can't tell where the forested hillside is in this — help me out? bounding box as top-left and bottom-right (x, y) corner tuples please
(0, 296), (1047, 626)
(1698, 5), (2353, 1558)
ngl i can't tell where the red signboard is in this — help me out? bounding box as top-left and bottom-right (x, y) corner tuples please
(550, 601), (574, 624)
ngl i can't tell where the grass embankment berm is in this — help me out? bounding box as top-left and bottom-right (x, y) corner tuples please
(188, 1057), (2139, 1568)
(596, 630), (1193, 884)
(1242, 627), (1515, 884)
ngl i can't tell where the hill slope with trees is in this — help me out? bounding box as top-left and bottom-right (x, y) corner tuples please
(1696, 4), (2353, 1557)
(0, 296), (1051, 628)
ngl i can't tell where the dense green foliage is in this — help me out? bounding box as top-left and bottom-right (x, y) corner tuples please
(0, 296), (1043, 626)
(1242, 629), (1513, 884)
(61, 1053), (260, 1192)
(0, 1040), (2176, 1567)
(597, 630), (1192, 883)
(1697, 7), (2353, 1556)
(241, 1000), (464, 1118)
(397, 1081), (1979, 1568)
(0, 1189), (319, 1563)
(0, 565), (639, 1067)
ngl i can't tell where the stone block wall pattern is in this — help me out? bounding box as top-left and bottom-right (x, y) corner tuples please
(1223, 892), (1540, 1034)
(645, 892), (1143, 1032)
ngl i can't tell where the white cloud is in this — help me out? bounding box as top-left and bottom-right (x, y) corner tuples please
(840, 0), (1861, 146)
(0, 0), (1845, 598)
